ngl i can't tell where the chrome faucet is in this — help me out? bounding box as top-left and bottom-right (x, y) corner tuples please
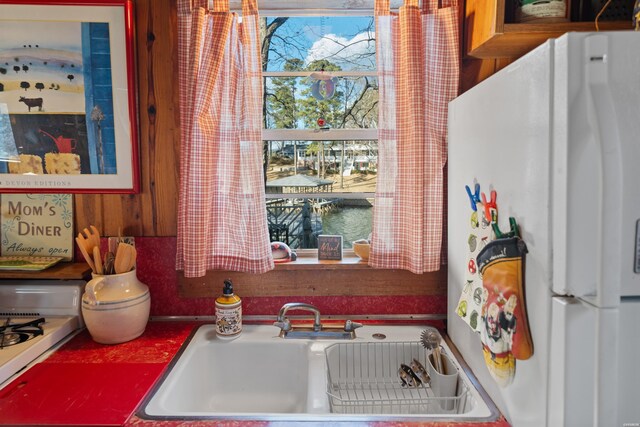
(273, 302), (362, 339)
(274, 302), (322, 332)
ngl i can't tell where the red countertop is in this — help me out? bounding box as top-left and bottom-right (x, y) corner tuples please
(0, 321), (510, 427)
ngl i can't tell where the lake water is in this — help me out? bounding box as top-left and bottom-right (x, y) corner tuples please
(322, 206), (372, 248)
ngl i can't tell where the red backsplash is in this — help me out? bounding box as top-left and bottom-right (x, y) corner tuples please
(96, 237), (447, 317)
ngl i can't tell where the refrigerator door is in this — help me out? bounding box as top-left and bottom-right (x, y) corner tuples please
(552, 32), (640, 306)
(618, 297), (640, 425)
(548, 296), (640, 427)
(548, 296), (619, 427)
(448, 40), (555, 426)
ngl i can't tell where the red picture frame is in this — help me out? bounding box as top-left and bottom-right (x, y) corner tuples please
(0, 0), (139, 193)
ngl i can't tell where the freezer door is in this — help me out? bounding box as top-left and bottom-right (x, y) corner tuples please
(552, 32), (640, 305)
(548, 296), (620, 427)
(448, 39), (555, 427)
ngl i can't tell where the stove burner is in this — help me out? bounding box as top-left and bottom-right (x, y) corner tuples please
(0, 317), (45, 349)
(1, 333), (21, 347)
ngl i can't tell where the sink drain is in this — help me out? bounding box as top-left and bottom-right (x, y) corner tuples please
(371, 333), (386, 340)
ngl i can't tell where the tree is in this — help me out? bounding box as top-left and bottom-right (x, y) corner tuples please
(260, 17), (378, 181)
(260, 18), (288, 74)
(265, 58), (303, 170)
(0, 67), (6, 75)
(67, 74), (74, 83)
(13, 66), (20, 73)
(20, 81), (30, 91)
(260, 17), (289, 184)
(35, 82), (45, 91)
(22, 65), (29, 73)
(0, 83), (4, 92)
(338, 77), (378, 129)
(266, 58), (303, 130)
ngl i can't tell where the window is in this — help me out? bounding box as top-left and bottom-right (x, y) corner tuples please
(261, 14), (377, 250)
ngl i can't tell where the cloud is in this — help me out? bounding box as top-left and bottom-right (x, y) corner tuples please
(305, 31), (376, 70)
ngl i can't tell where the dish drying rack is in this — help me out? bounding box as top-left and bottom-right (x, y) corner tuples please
(325, 341), (470, 414)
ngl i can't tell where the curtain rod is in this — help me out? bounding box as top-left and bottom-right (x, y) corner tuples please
(218, 0), (413, 14)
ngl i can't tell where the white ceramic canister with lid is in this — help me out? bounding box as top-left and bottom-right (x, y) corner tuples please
(81, 269), (150, 344)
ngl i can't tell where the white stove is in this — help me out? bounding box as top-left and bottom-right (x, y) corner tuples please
(0, 281), (85, 387)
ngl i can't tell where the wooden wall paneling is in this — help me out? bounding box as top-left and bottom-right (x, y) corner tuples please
(459, 57), (500, 94)
(495, 57), (514, 73)
(136, 0), (180, 237)
(74, 195), (103, 233)
(179, 267), (448, 298)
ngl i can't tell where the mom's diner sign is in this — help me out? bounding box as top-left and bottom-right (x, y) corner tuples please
(1, 194), (73, 261)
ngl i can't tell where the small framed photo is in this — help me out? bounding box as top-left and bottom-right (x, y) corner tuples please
(318, 234), (343, 261)
(0, 0), (139, 193)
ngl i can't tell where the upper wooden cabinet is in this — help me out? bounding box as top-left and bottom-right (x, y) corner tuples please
(465, 0), (634, 59)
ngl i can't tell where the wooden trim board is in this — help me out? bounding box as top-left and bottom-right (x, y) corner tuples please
(179, 266), (447, 298)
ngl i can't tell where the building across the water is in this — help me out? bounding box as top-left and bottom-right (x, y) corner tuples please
(265, 174), (334, 194)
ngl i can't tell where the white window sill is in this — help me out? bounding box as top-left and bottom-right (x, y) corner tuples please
(276, 250), (369, 270)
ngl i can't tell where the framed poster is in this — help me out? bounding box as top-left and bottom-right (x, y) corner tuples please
(1, 193), (74, 261)
(0, 0), (139, 193)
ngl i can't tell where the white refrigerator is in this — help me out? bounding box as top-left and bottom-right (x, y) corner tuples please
(447, 31), (640, 427)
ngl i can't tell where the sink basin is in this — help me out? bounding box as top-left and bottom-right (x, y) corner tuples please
(140, 324), (499, 422)
(142, 326), (321, 415)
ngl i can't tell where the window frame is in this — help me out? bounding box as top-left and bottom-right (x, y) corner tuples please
(262, 12), (379, 254)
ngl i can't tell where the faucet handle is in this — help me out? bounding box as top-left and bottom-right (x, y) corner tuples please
(344, 319), (363, 332)
(273, 318), (292, 332)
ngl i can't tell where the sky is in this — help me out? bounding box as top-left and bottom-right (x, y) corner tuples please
(0, 20), (82, 52)
(265, 16), (376, 71)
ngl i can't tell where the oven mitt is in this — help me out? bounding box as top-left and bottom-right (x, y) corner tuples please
(477, 219), (533, 387)
(456, 184), (495, 333)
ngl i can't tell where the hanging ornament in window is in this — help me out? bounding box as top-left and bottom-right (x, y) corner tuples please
(309, 72), (338, 101)
(317, 117), (329, 129)
(308, 16), (338, 101)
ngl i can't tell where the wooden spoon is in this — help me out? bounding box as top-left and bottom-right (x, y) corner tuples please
(75, 236), (96, 272)
(76, 232), (92, 255)
(93, 246), (103, 275)
(82, 225), (100, 249)
(114, 242), (136, 274)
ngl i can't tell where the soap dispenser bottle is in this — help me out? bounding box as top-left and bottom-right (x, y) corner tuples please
(215, 279), (242, 339)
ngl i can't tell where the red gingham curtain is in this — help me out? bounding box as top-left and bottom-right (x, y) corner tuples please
(370, 0), (459, 273)
(176, 0), (274, 277)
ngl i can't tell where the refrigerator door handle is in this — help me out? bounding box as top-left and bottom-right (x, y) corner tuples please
(583, 34), (623, 308)
(560, 34), (623, 307)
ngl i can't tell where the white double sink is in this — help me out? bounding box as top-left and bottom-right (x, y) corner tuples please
(141, 324), (497, 422)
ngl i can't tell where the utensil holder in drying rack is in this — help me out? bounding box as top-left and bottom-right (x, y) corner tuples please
(427, 351), (460, 411)
(325, 341), (468, 415)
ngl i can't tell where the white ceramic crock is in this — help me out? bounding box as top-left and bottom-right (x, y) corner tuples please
(81, 269), (150, 345)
